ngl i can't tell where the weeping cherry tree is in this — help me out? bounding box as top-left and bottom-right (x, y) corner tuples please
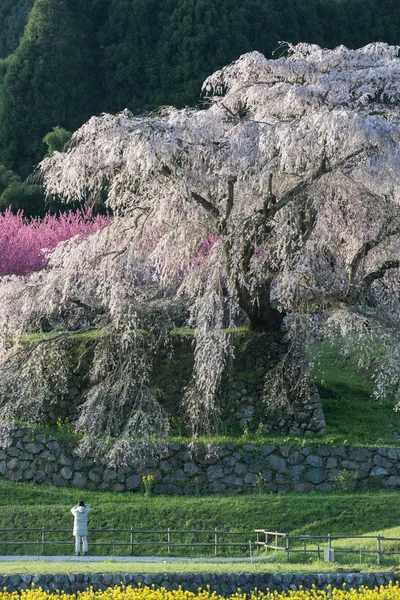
(1, 42), (400, 465)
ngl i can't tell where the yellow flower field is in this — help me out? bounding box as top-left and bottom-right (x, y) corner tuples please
(1, 583), (400, 600)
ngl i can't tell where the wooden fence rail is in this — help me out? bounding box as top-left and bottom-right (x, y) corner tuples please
(254, 530), (400, 564)
(2, 527), (399, 563)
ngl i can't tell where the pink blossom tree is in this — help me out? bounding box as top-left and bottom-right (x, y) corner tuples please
(0, 207), (110, 276)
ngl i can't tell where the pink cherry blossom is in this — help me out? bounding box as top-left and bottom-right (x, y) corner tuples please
(0, 207), (111, 276)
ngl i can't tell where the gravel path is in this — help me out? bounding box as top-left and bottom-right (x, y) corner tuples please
(0, 556), (250, 563)
(0, 556), (189, 562)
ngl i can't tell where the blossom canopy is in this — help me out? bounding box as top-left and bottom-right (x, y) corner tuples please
(1, 42), (400, 463)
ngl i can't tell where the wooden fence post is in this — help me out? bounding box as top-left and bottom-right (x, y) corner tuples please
(285, 534), (290, 561)
(377, 535), (382, 565)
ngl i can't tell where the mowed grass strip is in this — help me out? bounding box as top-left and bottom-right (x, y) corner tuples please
(0, 560), (393, 575)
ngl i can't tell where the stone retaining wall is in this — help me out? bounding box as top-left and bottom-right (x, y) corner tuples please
(0, 571), (396, 594)
(2, 427), (400, 493)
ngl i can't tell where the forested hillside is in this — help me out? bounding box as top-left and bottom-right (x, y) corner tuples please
(0, 0), (34, 58)
(0, 0), (399, 200)
(0, 0), (97, 179)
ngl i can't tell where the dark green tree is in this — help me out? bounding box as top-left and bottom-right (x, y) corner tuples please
(0, 164), (43, 215)
(0, 0), (35, 58)
(98, 0), (166, 113)
(0, 0), (98, 178)
(43, 126), (72, 156)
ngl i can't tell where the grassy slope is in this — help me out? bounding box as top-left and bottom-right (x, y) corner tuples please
(0, 482), (399, 537)
(313, 344), (400, 446)
(168, 341), (400, 447)
(153, 329), (400, 446)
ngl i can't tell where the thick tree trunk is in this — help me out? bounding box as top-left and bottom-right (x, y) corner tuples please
(234, 272), (325, 434)
(238, 282), (285, 332)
